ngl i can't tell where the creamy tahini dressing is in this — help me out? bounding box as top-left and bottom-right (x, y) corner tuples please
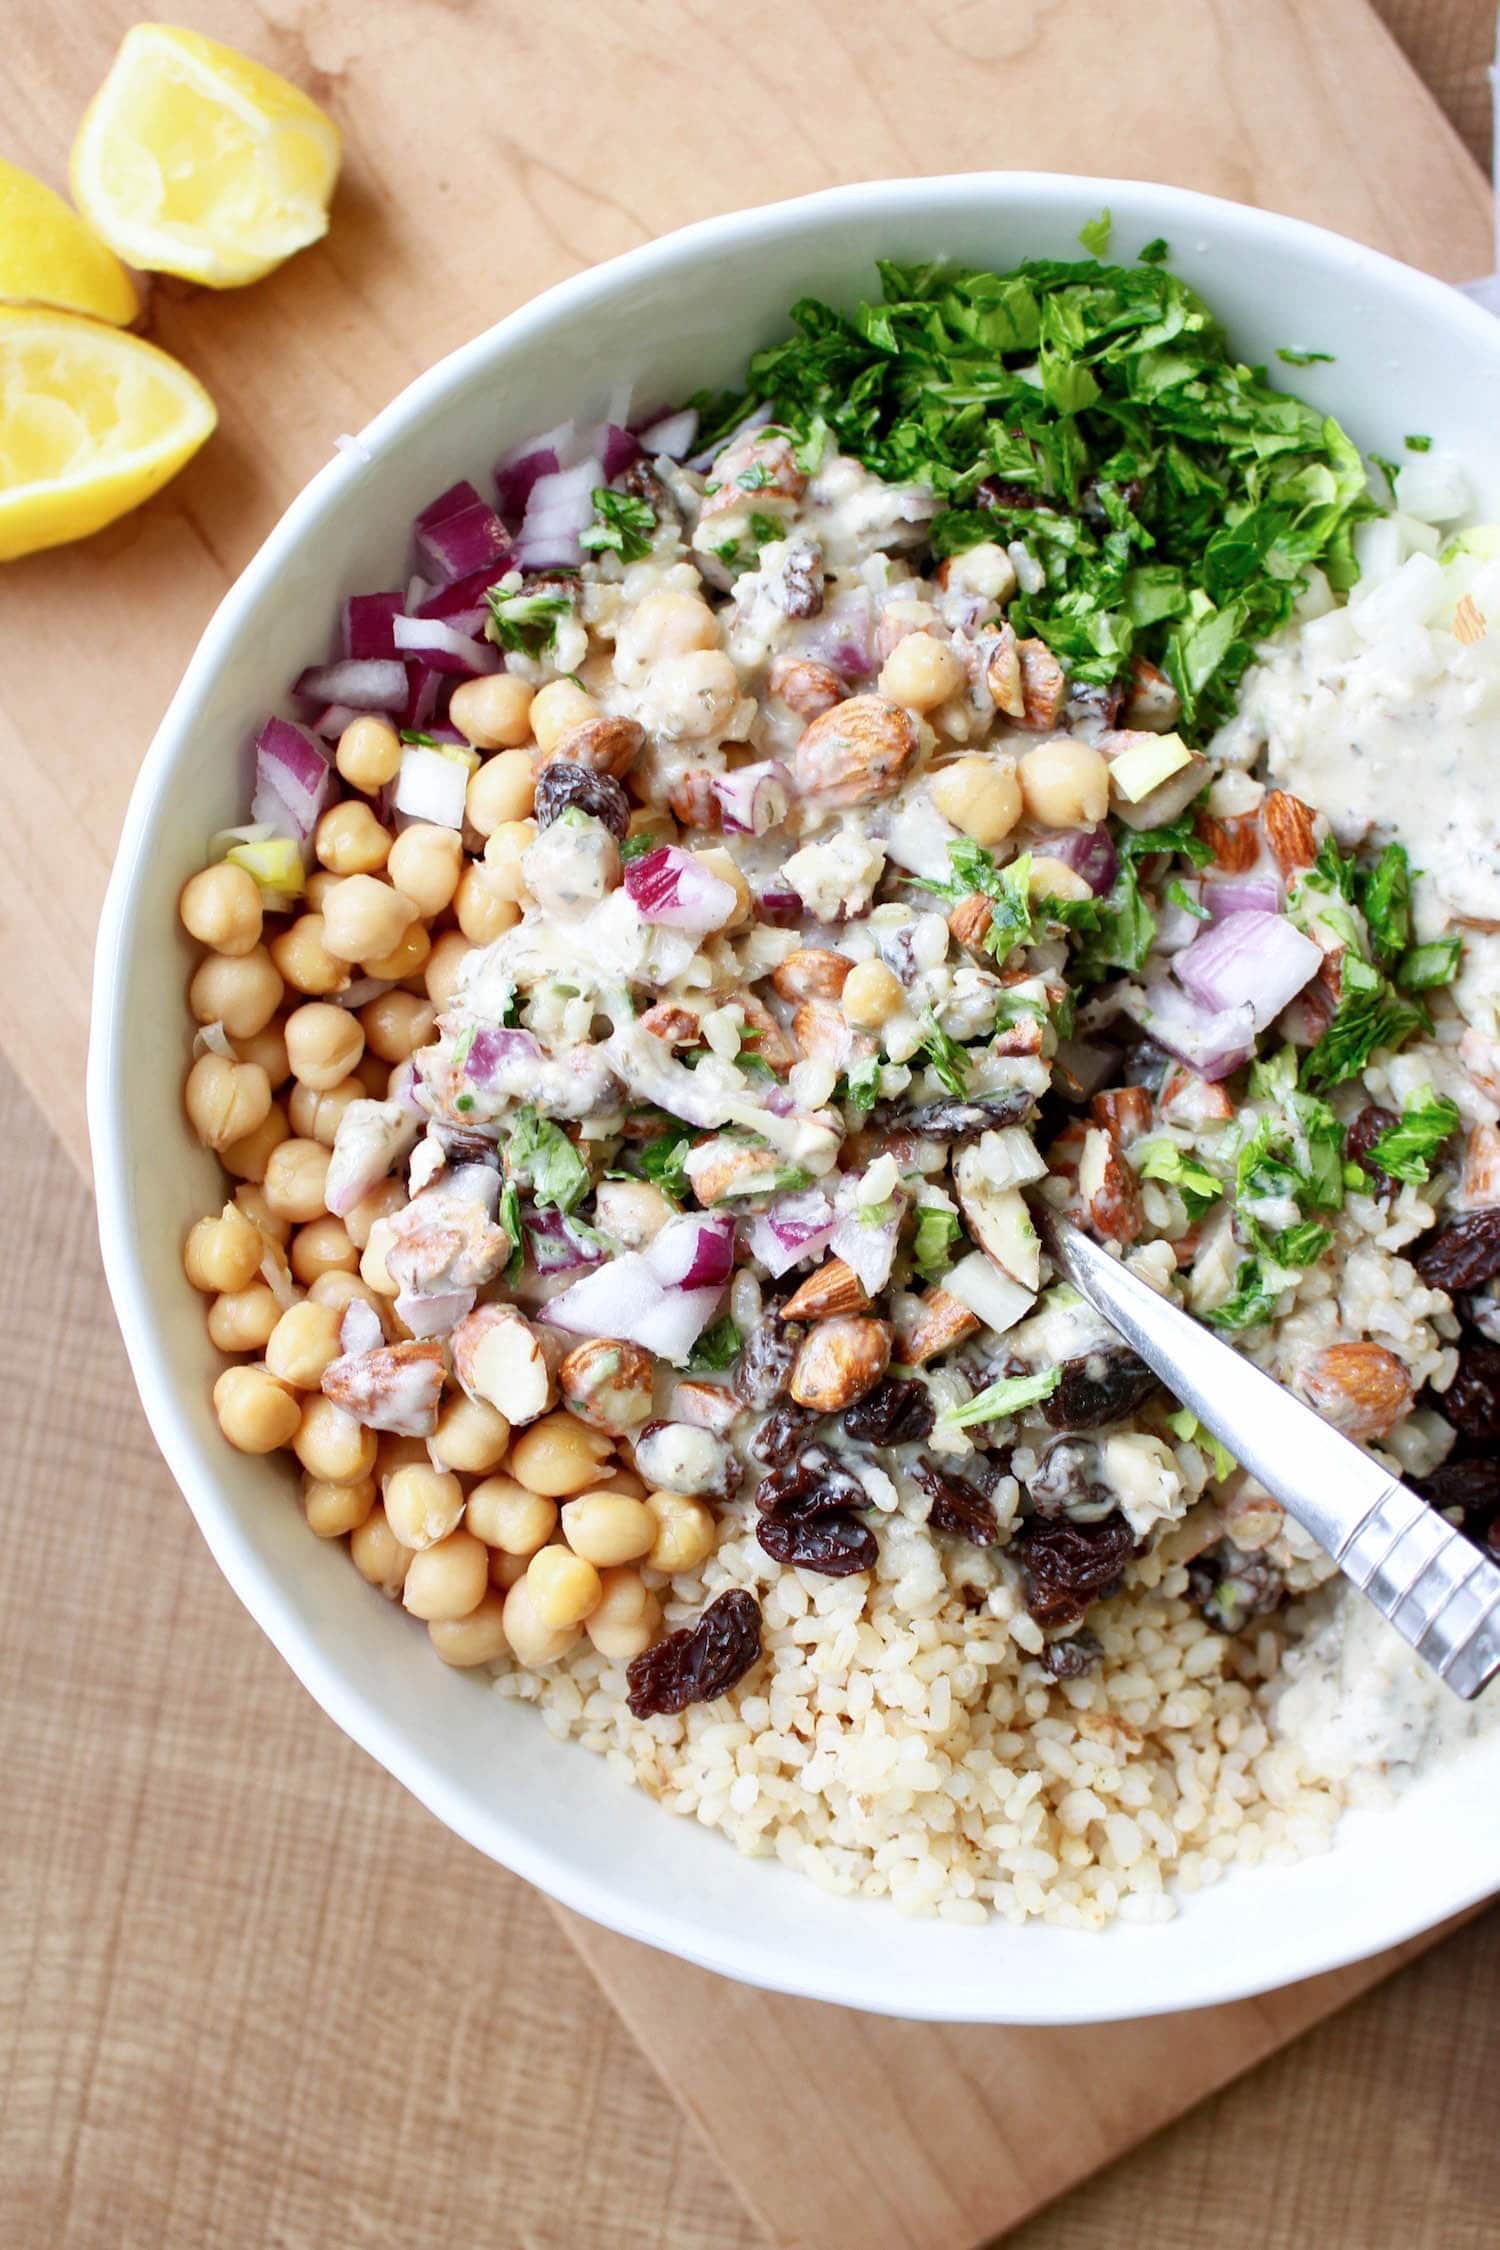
(1275, 1587), (1500, 1785)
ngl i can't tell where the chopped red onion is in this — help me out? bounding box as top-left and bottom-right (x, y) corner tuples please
(686, 402), (772, 473)
(395, 1285), (476, 1338)
(798, 586), (878, 680)
(336, 975), (395, 1010)
(338, 1297), (385, 1357)
(1174, 909), (1321, 1031)
(830, 1202), (902, 1295)
(745, 1186), (836, 1277)
(646, 1213), (736, 1290)
(392, 613), (502, 677)
(635, 407), (698, 459)
(413, 480), (511, 586)
(526, 1207), (606, 1274)
(402, 662), (445, 732)
(342, 590), (406, 660)
(542, 1254), (725, 1364)
(1154, 882), (1206, 954)
(755, 884), (803, 927)
(465, 1026), (542, 1085)
(417, 561), (514, 621)
(309, 702), (363, 741)
(623, 845), (738, 933)
(597, 422), (641, 480)
(515, 457), (603, 571)
(711, 760), (794, 836)
(1205, 875), (1282, 918)
(251, 718), (336, 842)
(293, 657), (407, 711)
(494, 419), (581, 518)
(1038, 825), (1118, 896)
(1135, 978), (1256, 1083)
(393, 744), (469, 829)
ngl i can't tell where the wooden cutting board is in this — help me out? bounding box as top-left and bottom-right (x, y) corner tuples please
(0, 3), (1490, 2244)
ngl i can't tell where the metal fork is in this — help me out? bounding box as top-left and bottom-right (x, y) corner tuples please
(1047, 1219), (1500, 1701)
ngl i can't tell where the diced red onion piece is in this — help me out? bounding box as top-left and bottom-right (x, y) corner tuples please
(635, 407), (698, 460)
(1205, 875), (1282, 918)
(417, 561), (514, 621)
(494, 420), (581, 517)
(1174, 910), (1321, 1032)
(1039, 825), (1118, 896)
(711, 759), (794, 836)
(798, 586), (878, 681)
(392, 613), (502, 677)
(646, 1214), (736, 1290)
(395, 1286), (476, 1338)
(830, 1207), (901, 1295)
(293, 657), (407, 711)
(686, 402), (772, 473)
(1135, 979), (1255, 1084)
(596, 422), (641, 480)
(515, 457), (603, 571)
(464, 1026), (542, 1085)
(393, 745), (468, 829)
(336, 976), (395, 1010)
(623, 845), (738, 933)
(342, 591), (406, 660)
(745, 1186), (836, 1277)
(413, 481), (511, 587)
(755, 884), (803, 928)
(542, 1255), (724, 1365)
(339, 1298), (385, 1357)
(252, 718), (335, 843)
(309, 702), (362, 741)
(402, 662), (445, 732)
(525, 1207), (606, 1274)
(1154, 884), (1206, 954)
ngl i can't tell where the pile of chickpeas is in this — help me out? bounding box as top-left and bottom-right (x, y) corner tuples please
(179, 672), (714, 1677)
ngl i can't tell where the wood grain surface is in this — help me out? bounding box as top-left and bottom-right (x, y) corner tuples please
(4, 2), (1500, 2245)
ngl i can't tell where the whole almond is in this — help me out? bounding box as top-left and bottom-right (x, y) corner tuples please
(638, 1001), (702, 1047)
(1014, 638), (1067, 730)
(793, 695), (919, 807)
(773, 947), (852, 1002)
(321, 1339), (445, 1436)
(791, 999), (853, 1068)
(781, 1257), (870, 1321)
(543, 713), (644, 778)
(1090, 1087), (1154, 1145)
(557, 1336), (656, 1431)
(768, 653), (845, 722)
(985, 625), (1025, 718)
(788, 1315), (892, 1410)
(1296, 1341), (1412, 1440)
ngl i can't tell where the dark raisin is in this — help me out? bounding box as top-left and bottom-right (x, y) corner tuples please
(620, 459), (670, 510)
(748, 1399), (819, 1465)
(910, 1458), (1001, 1547)
(842, 1377), (935, 1447)
(1417, 1455), (1500, 1544)
(1025, 1437), (1115, 1521)
(1344, 1104), (1400, 1195)
(879, 1091), (1035, 1141)
(755, 1449), (868, 1519)
(1186, 1543), (1285, 1634)
(1009, 1510), (1136, 1628)
(1442, 1342), (1500, 1442)
(533, 761), (630, 839)
(1460, 1290), (1500, 1345)
(1063, 678), (1125, 730)
(1042, 1349), (1160, 1431)
(733, 1318), (797, 1409)
(756, 1509), (877, 1576)
(976, 475), (1057, 515)
(776, 537), (824, 619)
(1042, 1629), (1101, 1680)
(624, 1589), (762, 1719)
(434, 1126), (501, 1169)
(1414, 1209), (1500, 1293)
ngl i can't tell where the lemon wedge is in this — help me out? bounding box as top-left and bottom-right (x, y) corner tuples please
(70, 23), (341, 289)
(0, 306), (216, 560)
(0, 156), (138, 323)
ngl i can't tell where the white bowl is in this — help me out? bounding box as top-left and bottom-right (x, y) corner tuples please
(90, 174), (1500, 2022)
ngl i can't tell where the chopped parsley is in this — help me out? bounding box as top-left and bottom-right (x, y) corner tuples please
(1138, 237), (1170, 265)
(638, 1132), (691, 1202)
(919, 1011), (971, 1096)
(938, 1365), (1062, 1430)
(839, 1055), (884, 1113)
(1166, 877), (1211, 921)
(723, 256), (1374, 736)
(688, 1316), (742, 1373)
(1204, 1222), (1332, 1331)
(922, 839), (1038, 959)
(506, 1107), (591, 1213)
(1166, 1407), (1236, 1482)
(1405, 434), (1432, 452)
(1356, 842), (1411, 964)
(1276, 347), (1335, 367)
(499, 1180), (524, 1283)
(1398, 937), (1461, 990)
(484, 582), (574, 657)
(1133, 1139), (1224, 1218)
(399, 728), (439, 746)
(580, 487), (655, 562)
(1366, 1090), (1460, 1184)
(911, 1203), (961, 1283)
(1300, 972), (1423, 1092)
(1077, 209), (1113, 257)
(619, 830), (660, 864)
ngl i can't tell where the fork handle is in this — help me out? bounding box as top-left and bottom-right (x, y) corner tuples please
(1338, 1481), (1500, 1701)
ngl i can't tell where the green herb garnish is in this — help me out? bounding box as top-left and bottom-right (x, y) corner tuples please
(839, 1054), (884, 1114)
(506, 1105), (590, 1213)
(1366, 1090), (1460, 1184)
(580, 487), (655, 562)
(1405, 434), (1432, 452)
(639, 1132), (692, 1202)
(1134, 1139), (1224, 1218)
(484, 583), (574, 657)
(688, 1316), (742, 1373)
(1398, 937), (1461, 990)
(1077, 209), (1113, 257)
(1301, 977), (1423, 1092)
(911, 1203), (961, 1283)
(1166, 1407), (1236, 1481)
(939, 1365), (1062, 1430)
(1276, 347), (1335, 367)
(919, 1011), (971, 1097)
(499, 1180), (524, 1283)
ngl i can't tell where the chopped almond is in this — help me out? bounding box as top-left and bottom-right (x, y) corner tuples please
(781, 1257), (870, 1320)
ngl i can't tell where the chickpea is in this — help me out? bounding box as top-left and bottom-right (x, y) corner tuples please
(524, 1543), (602, 1630)
(354, 1051), (391, 1097)
(693, 847), (751, 931)
(452, 674), (536, 752)
(1027, 854), (1093, 902)
(262, 1136), (332, 1225)
(841, 958), (904, 1029)
(481, 819), (536, 905)
(359, 990), (435, 1065)
(289, 1213), (359, 1284)
(293, 1395), (378, 1484)
(428, 1591), (510, 1667)
(376, 1432), (429, 1481)
(336, 714), (403, 794)
(559, 1491), (655, 1568)
(350, 1503), (413, 1595)
(878, 631), (966, 713)
(319, 874), (417, 966)
(206, 1283), (282, 1353)
(616, 589), (719, 670)
(930, 754), (1023, 846)
(188, 946), (284, 1040)
(644, 1492), (717, 1575)
(235, 1181), (291, 1245)
(308, 1268), (383, 1318)
(183, 1203), (264, 1294)
(465, 746), (536, 835)
(361, 921), (431, 983)
(1017, 737), (1110, 830)
(179, 861), (264, 956)
(624, 805), (678, 852)
(359, 1220), (399, 1297)
(269, 914), (350, 998)
(304, 1473), (375, 1539)
(655, 649), (740, 740)
(387, 823), (463, 917)
(402, 1528), (489, 1622)
(508, 1412), (612, 1498)
(530, 677), (601, 756)
(265, 1298), (345, 1388)
(288, 1074), (363, 1145)
(219, 1100), (290, 1183)
(466, 1475), (557, 1555)
(383, 1462), (464, 1550)
(315, 799), (392, 876)
(584, 1566), (662, 1661)
(234, 1020), (290, 1088)
(425, 930), (475, 1010)
(303, 869), (340, 913)
(454, 862), (520, 946)
(184, 1053), (272, 1151)
(344, 1177), (406, 1252)
(430, 1394), (511, 1476)
(213, 1364), (300, 1454)
(501, 1576), (580, 1666)
(489, 1549), (529, 1591)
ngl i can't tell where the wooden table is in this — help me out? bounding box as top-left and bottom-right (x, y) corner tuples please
(5, 4), (1500, 2245)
